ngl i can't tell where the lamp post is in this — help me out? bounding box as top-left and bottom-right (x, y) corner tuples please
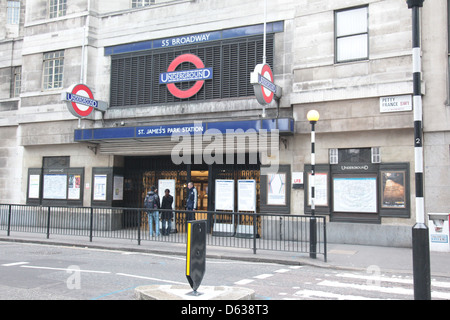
(406, 0), (431, 300)
(307, 110), (320, 259)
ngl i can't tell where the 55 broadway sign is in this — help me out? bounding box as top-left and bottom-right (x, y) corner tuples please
(160, 54), (213, 99)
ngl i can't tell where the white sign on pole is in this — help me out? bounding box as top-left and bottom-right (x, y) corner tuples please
(380, 95), (412, 113)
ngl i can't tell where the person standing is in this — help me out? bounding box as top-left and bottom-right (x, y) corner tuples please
(144, 186), (160, 237)
(185, 182), (198, 224)
(161, 188), (174, 236)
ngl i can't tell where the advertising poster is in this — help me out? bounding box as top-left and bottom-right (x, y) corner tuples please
(267, 173), (286, 205)
(68, 174), (81, 200)
(381, 171), (406, 208)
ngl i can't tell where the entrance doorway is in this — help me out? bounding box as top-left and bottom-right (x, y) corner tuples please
(122, 155), (260, 232)
(123, 156), (260, 211)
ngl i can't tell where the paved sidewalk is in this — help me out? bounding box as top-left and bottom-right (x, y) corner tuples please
(1, 231), (449, 278)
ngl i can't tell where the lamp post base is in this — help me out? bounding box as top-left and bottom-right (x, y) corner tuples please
(412, 222), (431, 300)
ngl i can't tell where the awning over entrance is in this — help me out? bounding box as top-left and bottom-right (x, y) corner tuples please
(74, 118), (294, 155)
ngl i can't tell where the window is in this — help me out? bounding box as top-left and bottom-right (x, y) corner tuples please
(335, 6), (368, 63)
(49, 0), (67, 18)
(132, 0), (155, 8)
(11, 66), (21, 98)
(43, 156), (70, 169)
(43, 50), (64, 90)
(7, 1), (20, 25)
(338, 148), (372, 163)
(329, 148), (338, 164)
(371, 147), (381, 163)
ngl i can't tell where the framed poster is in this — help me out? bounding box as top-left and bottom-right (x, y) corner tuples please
(215, 179), (235, 211)
(28, 174), (40, 199)
(113, 176), (124, 201)
(68, 174), (81, 200)
(93, 174), (107, 201)
(381, 170), (406, 209)
(238, 180), (256, 212)
(267, 173), (286, 205)
(43, 174), (67, 200)
(333, 175), (377, 213)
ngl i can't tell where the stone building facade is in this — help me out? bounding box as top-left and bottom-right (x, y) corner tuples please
(0, 0), (449, 246)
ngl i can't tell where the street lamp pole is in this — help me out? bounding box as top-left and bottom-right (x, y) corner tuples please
(406, 0), (431, 300)
(307, 110), (320, 259)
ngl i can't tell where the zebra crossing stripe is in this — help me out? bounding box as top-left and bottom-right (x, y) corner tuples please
(294, 289), (384, 300)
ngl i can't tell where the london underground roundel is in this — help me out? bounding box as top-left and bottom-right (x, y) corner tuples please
(258, 64), (275, 104)
(64, 84), (96, 118)
(250, 63), (278, 106)
(160, 54), (213, 99)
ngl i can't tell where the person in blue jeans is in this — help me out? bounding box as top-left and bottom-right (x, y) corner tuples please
(144, 186), (160, 237)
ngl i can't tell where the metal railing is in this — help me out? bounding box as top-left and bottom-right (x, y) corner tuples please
(0, 204), (327, 261)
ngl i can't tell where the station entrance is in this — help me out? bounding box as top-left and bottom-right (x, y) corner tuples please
(122, 155), (260, 213)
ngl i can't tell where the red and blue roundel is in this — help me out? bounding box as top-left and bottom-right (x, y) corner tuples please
(63, 84), (96, 118)
(160, 54), (213, 99)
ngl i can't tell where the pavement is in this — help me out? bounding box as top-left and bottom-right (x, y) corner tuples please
(1, 231), (449, 278)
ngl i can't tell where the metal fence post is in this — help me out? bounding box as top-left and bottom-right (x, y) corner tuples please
(7, 204), (12, 236)
(253, 213), (257, 254)
(89, 207), (94, 242)
(323, 218), (327, 263)
(138, 209), (141, 246)
(46, 206), (51, 239)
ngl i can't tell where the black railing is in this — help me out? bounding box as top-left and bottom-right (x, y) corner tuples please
(0, 204), (327, 261)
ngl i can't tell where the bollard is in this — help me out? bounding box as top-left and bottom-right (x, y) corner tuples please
(186, 220), (206, 295)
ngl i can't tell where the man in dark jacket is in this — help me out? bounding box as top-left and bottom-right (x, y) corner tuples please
(144, 186), (160, 237)
(185, 182), (197, 224)
(160, 189), (174, 236)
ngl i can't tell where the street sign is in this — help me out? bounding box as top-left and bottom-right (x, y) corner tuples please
(62, 84), (108, 118)
(186, 220), (207, 293)
(250, 63), (282, 105)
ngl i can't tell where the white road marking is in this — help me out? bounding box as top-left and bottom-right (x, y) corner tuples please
(116, 273), (185, 285)
(337, 272), (450, 289)
(294, 289), (384, 300)
(234, 279), (255, 285)
(21, 265), (111, 274)
(274, 269), (291, 273)
(254, 274), (273, 279)
(1, 262), (29, 267)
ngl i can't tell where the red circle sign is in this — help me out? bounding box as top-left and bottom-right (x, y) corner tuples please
(260, 64), (274, 104)
(166, 54), (206, 99)
(71, 84), (94, 117)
